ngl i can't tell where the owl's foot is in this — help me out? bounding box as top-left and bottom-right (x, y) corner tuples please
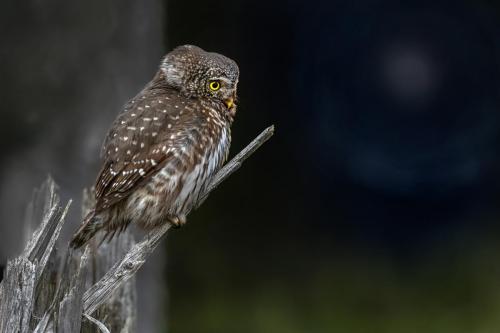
(169, 215), (186, 229)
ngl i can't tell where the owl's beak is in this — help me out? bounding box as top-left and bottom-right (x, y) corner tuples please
(224, 97), (234, 110)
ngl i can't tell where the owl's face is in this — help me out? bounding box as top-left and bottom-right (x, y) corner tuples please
(161, 45), (239, 114)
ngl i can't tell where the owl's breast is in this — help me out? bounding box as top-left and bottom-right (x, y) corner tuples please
(174, 124), (231, 213)
(150, 115), (231, 216)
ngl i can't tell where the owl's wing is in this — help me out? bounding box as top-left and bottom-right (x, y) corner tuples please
(94, 146), (173, 212)
(94, 90), (200, 212)
(100, 95), (143, 159)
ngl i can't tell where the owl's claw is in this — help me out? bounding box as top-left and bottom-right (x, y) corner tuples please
(169, 215), (186, 229)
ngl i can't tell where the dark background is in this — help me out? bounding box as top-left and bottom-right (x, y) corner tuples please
(2, 0), (500, 332)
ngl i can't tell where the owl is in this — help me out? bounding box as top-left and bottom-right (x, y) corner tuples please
(70, 45), (239, 248)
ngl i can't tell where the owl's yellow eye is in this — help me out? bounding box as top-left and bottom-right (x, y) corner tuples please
(209, 80), (221, 91)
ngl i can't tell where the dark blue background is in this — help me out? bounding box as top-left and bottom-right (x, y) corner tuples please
(167, 0), (500, 253)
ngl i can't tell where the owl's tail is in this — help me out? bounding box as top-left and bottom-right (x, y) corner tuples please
(70, 210), (104, 249)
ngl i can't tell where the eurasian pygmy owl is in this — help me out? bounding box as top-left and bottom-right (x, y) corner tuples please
(70, 45), (239, 248)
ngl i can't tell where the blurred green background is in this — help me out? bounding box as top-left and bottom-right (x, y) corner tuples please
(169, 220), (500, 333)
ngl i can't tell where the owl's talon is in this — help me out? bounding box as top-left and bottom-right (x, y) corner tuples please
(169, 215), (186, 228)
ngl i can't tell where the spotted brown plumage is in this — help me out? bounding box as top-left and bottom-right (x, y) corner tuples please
(71, 45), (239, 248)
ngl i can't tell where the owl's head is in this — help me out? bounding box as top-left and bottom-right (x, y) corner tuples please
(161, 45), (239, 113)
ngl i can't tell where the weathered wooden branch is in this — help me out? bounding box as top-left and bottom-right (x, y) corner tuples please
(0, 125), (274, 333)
